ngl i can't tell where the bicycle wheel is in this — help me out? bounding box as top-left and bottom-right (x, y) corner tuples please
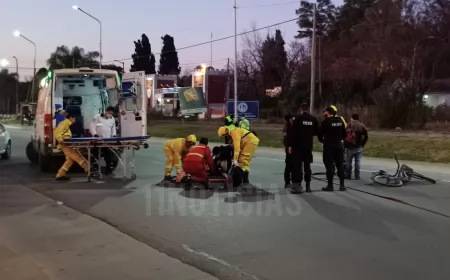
(409, 172), (436, 184)
(373, 175), (404, 187)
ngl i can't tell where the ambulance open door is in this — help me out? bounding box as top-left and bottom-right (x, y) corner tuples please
(119, 71), (147, 137)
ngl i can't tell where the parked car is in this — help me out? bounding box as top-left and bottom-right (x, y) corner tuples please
(0, 122), (12, 159)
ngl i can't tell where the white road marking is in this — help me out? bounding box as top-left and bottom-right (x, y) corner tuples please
(182, 244), (261, 280)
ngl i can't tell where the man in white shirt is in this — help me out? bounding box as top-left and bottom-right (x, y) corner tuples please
(89, 106), (117, 174)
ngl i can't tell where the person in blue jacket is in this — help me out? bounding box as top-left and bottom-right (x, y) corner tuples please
(54, 104), (67, 126)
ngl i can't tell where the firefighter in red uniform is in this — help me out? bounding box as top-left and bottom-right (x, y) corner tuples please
(182, 137), (216, 189)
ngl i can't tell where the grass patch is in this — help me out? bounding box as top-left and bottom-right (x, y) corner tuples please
(148, 122), (450, 163)
(0, 119), (21, 125)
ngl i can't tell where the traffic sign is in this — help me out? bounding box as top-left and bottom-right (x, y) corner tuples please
(226, 100), (259, 120)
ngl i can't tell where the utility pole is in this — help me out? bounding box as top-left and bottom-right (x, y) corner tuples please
(210, 32), (213, 68)
(13, 56), (19, 115)
(233, 0), (238, 118)
(309, 3), (317, 113)
(226, 58), (231, 116)
(318, 35), (322, 99)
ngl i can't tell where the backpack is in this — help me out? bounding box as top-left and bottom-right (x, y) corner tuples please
(345, 124), (356, 145)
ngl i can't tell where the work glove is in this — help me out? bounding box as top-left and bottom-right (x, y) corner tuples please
(232, 160), (239, 167)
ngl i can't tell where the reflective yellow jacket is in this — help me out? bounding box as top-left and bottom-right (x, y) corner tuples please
(165, 138), (188, 159)
(54, 119), (73, 150)
(338, 115), (347, 127)
(229, 128), (259, 160)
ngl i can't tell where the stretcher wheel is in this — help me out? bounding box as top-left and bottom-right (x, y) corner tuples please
(143, 143), (149, 149)
(130, 174), (137, 180)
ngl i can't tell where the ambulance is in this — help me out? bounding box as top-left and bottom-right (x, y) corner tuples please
(26, 68), (147, 172)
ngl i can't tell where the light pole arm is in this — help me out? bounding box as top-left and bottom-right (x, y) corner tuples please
(19, 34), (35, 48)
(78, 8), (102, 69)
(78, 8), (101, 24)
(19, 34), (37, 102)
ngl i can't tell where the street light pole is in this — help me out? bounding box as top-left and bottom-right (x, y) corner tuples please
(13, 56), (19, 114)
(233, 0), (238, 118)
(210, 32), (213, 69)
(115, 60), (125, 73)
(411, 36), (445, 85)
(13, 31), (36, 103)
(73, 5), (102, 69)
(309, 3), (317, 113)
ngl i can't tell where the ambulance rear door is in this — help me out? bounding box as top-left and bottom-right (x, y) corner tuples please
(119, 71), (147, 137)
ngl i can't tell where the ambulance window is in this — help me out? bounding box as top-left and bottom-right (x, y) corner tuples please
(125, 83), (142, 111)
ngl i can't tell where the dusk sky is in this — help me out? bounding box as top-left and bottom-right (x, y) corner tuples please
(1, 0), (343, 79)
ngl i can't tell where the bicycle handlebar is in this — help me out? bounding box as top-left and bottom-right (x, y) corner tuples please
(394, 153), (400, 169)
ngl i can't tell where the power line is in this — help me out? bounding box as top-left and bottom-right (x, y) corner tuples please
(0, 66), (37, 70)
(5, 17), (298, 71)
(239, 1), (299, 8)
(0, 59), (230, 72)
(103, 18), (298, 64)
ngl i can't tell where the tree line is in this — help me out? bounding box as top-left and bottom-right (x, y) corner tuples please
(0, 34), (181, 114)
(235, 0), (450, 128)
(2, 1), (450, 128)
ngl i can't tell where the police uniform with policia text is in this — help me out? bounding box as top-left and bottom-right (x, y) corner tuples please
(288, 104), (319, 193)
(318, 107), (347, 191)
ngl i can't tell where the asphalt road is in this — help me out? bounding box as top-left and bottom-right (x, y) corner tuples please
(2, 126), (450, 280)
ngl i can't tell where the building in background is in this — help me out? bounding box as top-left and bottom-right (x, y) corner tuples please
(423, 78), (450, 107)
(191, 66), (230, 119)
(145, 74), (177, 115)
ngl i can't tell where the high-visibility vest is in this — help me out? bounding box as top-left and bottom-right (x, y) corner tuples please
(239, 118), (250, 131)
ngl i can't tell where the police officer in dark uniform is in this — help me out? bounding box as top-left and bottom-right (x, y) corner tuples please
(319, 107), (347, 191)
(288, 103), (319, 193)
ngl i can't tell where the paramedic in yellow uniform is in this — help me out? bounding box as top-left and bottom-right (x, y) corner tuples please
(55, 114), (89, 180)
(163, 135), (197, 180)
(218, 126), (259, 185)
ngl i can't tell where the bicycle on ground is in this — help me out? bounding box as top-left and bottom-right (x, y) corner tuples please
(371, 154), (436, 187)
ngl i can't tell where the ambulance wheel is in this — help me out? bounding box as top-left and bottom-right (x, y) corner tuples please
(110, 153), (119, 170)
(26, 142), (39, 164)
(39, 154), (52, 173)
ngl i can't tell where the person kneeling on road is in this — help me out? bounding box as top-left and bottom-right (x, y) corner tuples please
(55, 114), (89, 181)
(217, 126), (259, 186)
(163, 135), (197, 181)
(319, 107), (347, 192)
(182, 137), (216, 189)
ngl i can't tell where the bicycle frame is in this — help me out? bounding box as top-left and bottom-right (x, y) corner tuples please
(377, 154), (410, 182)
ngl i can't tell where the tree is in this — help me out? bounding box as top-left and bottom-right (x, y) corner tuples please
(261, 30), (288, 90)
(158, 34), (181, 75)
(46, 45), (99, 69)
(296, 0), (337, 38)
(130, 34), (156, 74)
(329, 0), (376, 39)
(0, 69), (17, 113)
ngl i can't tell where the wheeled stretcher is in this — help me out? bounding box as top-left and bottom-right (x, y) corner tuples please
(64, 136), (150, 181)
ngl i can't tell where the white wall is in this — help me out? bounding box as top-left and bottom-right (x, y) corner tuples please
(424, 93), (450, 107)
